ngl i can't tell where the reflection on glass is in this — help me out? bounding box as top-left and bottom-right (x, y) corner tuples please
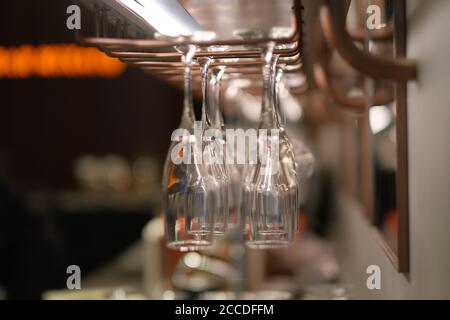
(197, 56), (229, 235)
(162, 45), (214, 251)
(245, 42), (296, 249)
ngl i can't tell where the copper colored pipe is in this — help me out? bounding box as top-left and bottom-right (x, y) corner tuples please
(320, 0), (417, 80)
(313, 21), (394, 112)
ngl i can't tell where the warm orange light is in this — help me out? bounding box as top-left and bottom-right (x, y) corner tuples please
(0, 44), (126, 79)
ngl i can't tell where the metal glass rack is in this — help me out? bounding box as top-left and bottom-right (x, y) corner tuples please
(75, 0), (305, 84)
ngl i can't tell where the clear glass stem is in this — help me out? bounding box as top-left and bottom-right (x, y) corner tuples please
(274, 65), (286, 128)
(260, 42), (280, 130)
(180, 45), (197, 128)
(210, 66), (226, 131)
(198, 57), (212, 129)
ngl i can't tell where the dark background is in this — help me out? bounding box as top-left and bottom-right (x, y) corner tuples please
(0, 0), (183, 299)
(0, 0), (182, 190)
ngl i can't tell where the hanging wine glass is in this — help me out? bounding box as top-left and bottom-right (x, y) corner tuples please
(267, 57), (300, 234)
(233, 27), (299, 237)
(197, 55), (230, 235)
(162, 44), (214, 251)
(273, 64), (299, 233)
(245, 41), (295, 249)
(273, 64), (315, 231)
(214, 71), (243, 230)
(274, 66), (315, 180)
(205, 54), (252, 233)
(208, 63), (247, 231)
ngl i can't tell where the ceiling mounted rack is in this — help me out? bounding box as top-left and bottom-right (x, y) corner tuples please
(76, 0), (305, 83)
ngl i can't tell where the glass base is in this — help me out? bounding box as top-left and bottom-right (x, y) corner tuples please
(258, 229), (288, 236)
(167, 240), (212, 252)
(188, 229), (212, 236)
(246, 239), (290, 250)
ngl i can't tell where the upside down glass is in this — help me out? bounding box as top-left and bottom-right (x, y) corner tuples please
(197, 56), (229, 235)
(208, 61), (244, 231)
(274, 64), (315, 231)
(245, 42), (296, 249)
(162, 44), (214, 251)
